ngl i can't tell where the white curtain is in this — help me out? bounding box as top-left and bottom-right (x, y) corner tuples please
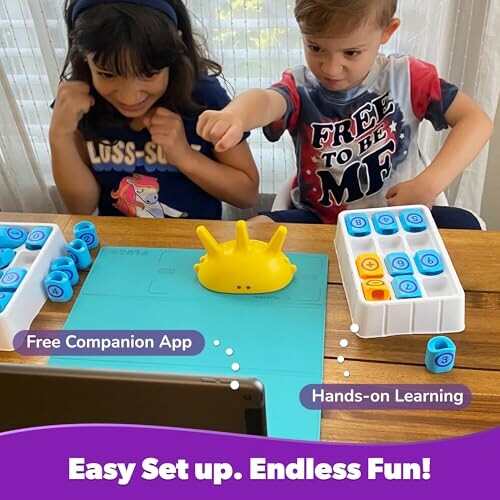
(0, 0), (498, 214)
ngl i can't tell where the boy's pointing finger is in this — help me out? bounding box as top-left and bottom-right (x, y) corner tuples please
(209, 120), (231, 142)
(196, 110), (218, 139)
(214, 126), (243, 153)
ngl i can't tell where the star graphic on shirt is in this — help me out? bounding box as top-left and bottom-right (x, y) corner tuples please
(399, 133), (405, 140)
(306, 169), (312, 175)
(389, 121), (397, 133)
(313, 187), (317, 192)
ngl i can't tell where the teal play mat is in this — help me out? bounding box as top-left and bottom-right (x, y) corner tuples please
(49, 247), (328, 440)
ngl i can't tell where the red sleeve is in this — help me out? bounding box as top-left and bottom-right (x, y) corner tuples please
(263, 70), (301, 140)
(409, 57), (443, 121)
(409, 57), (458, 130)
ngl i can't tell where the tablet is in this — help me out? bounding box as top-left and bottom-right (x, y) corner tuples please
(0, 363), (267, 435)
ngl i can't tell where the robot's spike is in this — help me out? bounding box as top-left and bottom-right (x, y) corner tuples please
(195, 226), (221, 257)
(265, 225), (287, 255)
(235, 220), (250, 252)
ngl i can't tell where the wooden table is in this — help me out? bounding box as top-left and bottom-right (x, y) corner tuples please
(1, 213), (500, 443)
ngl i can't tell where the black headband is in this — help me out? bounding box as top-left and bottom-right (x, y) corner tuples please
(71, 0), (178, 26)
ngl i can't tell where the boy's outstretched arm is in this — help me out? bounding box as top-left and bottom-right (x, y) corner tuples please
(197, 89), (288, 152)
(386, 91), (494, 207)
(145, 107), (260, 209)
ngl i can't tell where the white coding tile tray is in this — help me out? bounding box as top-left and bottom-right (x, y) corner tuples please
(0, 222), (67, 350)
(334, 205), (465, 338)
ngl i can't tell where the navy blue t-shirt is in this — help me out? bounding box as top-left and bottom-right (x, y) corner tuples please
(83, 76), (241, 219)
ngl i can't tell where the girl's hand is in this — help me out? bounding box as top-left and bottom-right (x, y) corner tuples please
(385, 178), (437, 208)
(50, 81), (95, 138)
(144, 107), (193, 167)
(196, 110), (245, 152)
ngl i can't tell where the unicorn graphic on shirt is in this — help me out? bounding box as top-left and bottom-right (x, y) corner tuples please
(111, 174), (188, 218)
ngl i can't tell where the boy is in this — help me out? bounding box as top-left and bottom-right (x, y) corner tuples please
(197, 0), (493, 228)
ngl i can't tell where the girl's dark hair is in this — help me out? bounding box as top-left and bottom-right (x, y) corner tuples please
(61, 0), (221, 140)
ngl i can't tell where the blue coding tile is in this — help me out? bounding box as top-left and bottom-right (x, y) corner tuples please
(414, 249), (444, 276)
(372, 212), (399, 235)
(0, 267), (28, 292)
(0, 248), (15, 269)
(0, 291), (13, 312)
(385, 252), (414, 277)
(345, 214), (371, 237)
(26, 226), (52, 250)
(425, 336), (456, 374)
(400, 209), (427, 233)
(392, 276), (422, 299)
(0, 226), (27, 248)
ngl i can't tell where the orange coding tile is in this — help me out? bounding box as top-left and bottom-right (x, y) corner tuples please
(356, 253), (384, 279)
(362, 279), (391, 301)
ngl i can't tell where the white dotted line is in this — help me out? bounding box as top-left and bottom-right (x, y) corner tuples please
(214, 340), (241, 389)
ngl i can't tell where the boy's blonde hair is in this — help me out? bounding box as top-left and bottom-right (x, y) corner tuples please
(294, 0), (397, 36)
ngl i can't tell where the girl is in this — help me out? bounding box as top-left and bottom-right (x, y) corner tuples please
(49, 0), (259, 218)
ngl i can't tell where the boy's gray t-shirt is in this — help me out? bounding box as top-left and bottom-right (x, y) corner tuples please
(264, 54), (458, 223)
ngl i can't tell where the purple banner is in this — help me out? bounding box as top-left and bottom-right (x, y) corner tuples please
(0, 424), (497, 499)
